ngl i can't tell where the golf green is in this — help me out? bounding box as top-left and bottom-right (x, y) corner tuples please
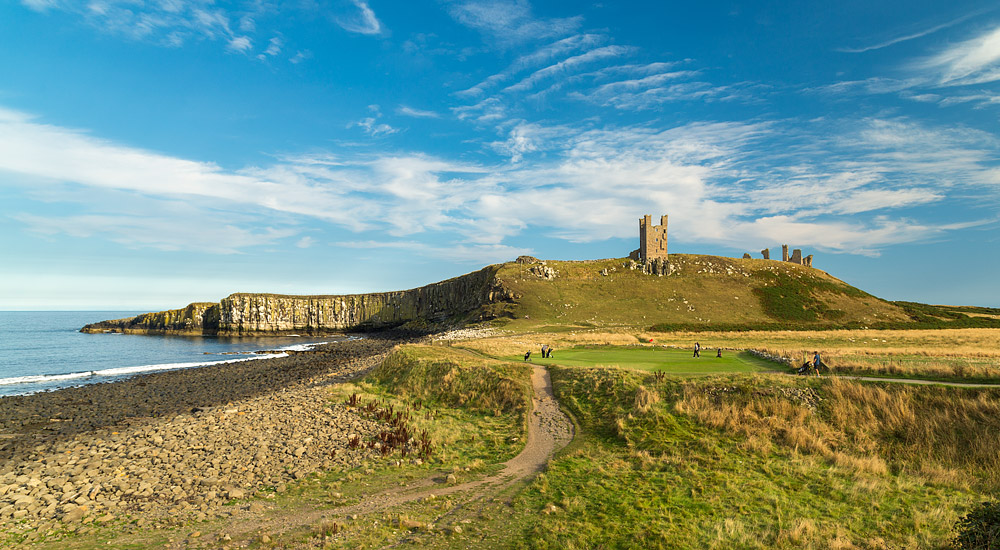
(517, 347), (778, 375)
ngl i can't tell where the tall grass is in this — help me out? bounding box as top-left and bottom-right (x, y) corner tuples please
(367, 345), (532, 417)
(676, 376), (1000, 489)
(517, 365), (983, 548)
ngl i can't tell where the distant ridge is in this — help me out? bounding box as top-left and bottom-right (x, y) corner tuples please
(82, 255), (1000, 335)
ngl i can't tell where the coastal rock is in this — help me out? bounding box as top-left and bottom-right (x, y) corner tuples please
(81, 267), (516, 335)
(0, 337), (401, 533)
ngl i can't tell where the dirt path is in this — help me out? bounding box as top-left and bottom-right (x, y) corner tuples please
(333, 361), (573, 515)
(195, 361), (573, 548)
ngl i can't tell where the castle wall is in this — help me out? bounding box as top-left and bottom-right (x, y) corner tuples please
(639, 214), (668, 261)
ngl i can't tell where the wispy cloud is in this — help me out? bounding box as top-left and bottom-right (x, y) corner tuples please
(336, 0), (382, 35)
(917, 23), (1000, 86)
(227, 36), (253, 53)
(446, 0), (581, 47)
(2, 106), (996, 257)
(837, 12), (982, 53)
(349, 105), (400, 136)
(17, 212), (295, 254)
(256, 36), (283, 60)
(290, 50), (312, 64)
(502, 45), (635, 94)
(397, 106), (440, 118)
(456, 33), (606, 97)
(938, 90), (1000, 107)
(19, 0), (258, 49)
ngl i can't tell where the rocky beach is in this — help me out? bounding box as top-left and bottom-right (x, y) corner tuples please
(0, 334), (409, 543)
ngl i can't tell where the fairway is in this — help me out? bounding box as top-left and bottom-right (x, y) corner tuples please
(520, 347), (779, 375)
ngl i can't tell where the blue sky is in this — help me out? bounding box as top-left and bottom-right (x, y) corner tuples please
(2, 0), (999, 310)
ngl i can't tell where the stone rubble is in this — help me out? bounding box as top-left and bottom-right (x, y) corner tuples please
(0, 336), (406, 536)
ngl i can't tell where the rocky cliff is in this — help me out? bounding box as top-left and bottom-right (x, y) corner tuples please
(81, 266), (516, 335)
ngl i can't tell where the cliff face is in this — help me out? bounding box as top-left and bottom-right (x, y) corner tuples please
(81, 266), (516, 335)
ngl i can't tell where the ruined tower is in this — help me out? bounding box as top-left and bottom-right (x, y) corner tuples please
(781, 244), (789, 262)
(639, 214), (668, 262)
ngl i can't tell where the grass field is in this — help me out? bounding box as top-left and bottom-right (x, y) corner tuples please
(458, 327), (1000, 383)
(515, 347), (776, 376)
(22, 342), (999, 549)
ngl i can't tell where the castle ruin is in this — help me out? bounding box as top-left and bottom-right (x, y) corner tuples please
(639, 214), (668, 261)
(628, 214), (815, 272)
(629, 214), (671, 275)
(753, 245), (815, 268)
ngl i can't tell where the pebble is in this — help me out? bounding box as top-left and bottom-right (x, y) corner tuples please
(0, 336), (407, 535)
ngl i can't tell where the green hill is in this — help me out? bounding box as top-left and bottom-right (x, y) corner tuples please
(82, 254), (1000, 335)
(489, 255), (1000, 332)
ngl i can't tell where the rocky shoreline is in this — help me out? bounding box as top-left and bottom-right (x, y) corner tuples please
(0, 335), (409, 542)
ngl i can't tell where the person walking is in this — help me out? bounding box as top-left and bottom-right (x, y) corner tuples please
(812, 351), (822, 375)
(524, 351), (531, 362)
(541, 344), (549, 358)
(693, 342), (701, 358)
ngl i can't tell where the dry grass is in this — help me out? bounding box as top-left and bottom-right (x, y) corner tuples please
(676, 376), (1000, 489)
(449, 330), (641, 356)
(640, 328), (1000, 357)
(462, 327), (1000, 380)
(633, 385), (660, 413)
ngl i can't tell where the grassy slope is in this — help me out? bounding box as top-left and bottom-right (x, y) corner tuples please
(23, 344), (996, 549)
(490, 255), (1000, 332)
(332, 348), (998, 549)
(506, 367), (996, 549)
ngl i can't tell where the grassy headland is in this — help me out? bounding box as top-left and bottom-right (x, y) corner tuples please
(492, 255), (1000, 333)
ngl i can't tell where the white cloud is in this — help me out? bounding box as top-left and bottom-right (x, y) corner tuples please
(349, 106), (399, 136)
(21, 0), (58, 11)
(452, 97), (506, 122)
(447, 0), (581, 47)
(227, 35), (252, 52)
(16, 213), (296, 254)
(456, 33), (606, 97)
(502, 45), (635, 94)
(256, 36), (282, 60)
(16, 0), (292, 55)
(397, 106), (440, 118)
(938, 91), (1000, 108)
(917, 23), (1000, 86)
(837, 12), (980, 53)
(349, 117), (399, 136)
(296, 236), (315, 248)
(336, 0), (382, 35)
(2, 106), (996, 259)
(290, 50), (312, 64)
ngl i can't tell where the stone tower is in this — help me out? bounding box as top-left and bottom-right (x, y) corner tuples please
(639, 214), (668, 261)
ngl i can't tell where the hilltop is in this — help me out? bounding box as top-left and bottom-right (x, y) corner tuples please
(81, 254), (1000, 334)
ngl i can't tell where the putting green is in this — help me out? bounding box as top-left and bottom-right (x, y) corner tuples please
(514, 347), (778, 375)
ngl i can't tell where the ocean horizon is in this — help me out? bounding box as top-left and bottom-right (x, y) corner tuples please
(0, 311), (342, 397)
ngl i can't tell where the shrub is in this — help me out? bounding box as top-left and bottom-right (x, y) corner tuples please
(952, 501), (1000, 550)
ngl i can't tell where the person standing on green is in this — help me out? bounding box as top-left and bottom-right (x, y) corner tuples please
(693, 342), (701, 358)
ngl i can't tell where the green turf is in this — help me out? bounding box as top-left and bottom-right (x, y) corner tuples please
(511, 347), (778, 376)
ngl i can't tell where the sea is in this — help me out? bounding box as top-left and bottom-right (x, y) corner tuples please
(0, 311), (344, 397)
